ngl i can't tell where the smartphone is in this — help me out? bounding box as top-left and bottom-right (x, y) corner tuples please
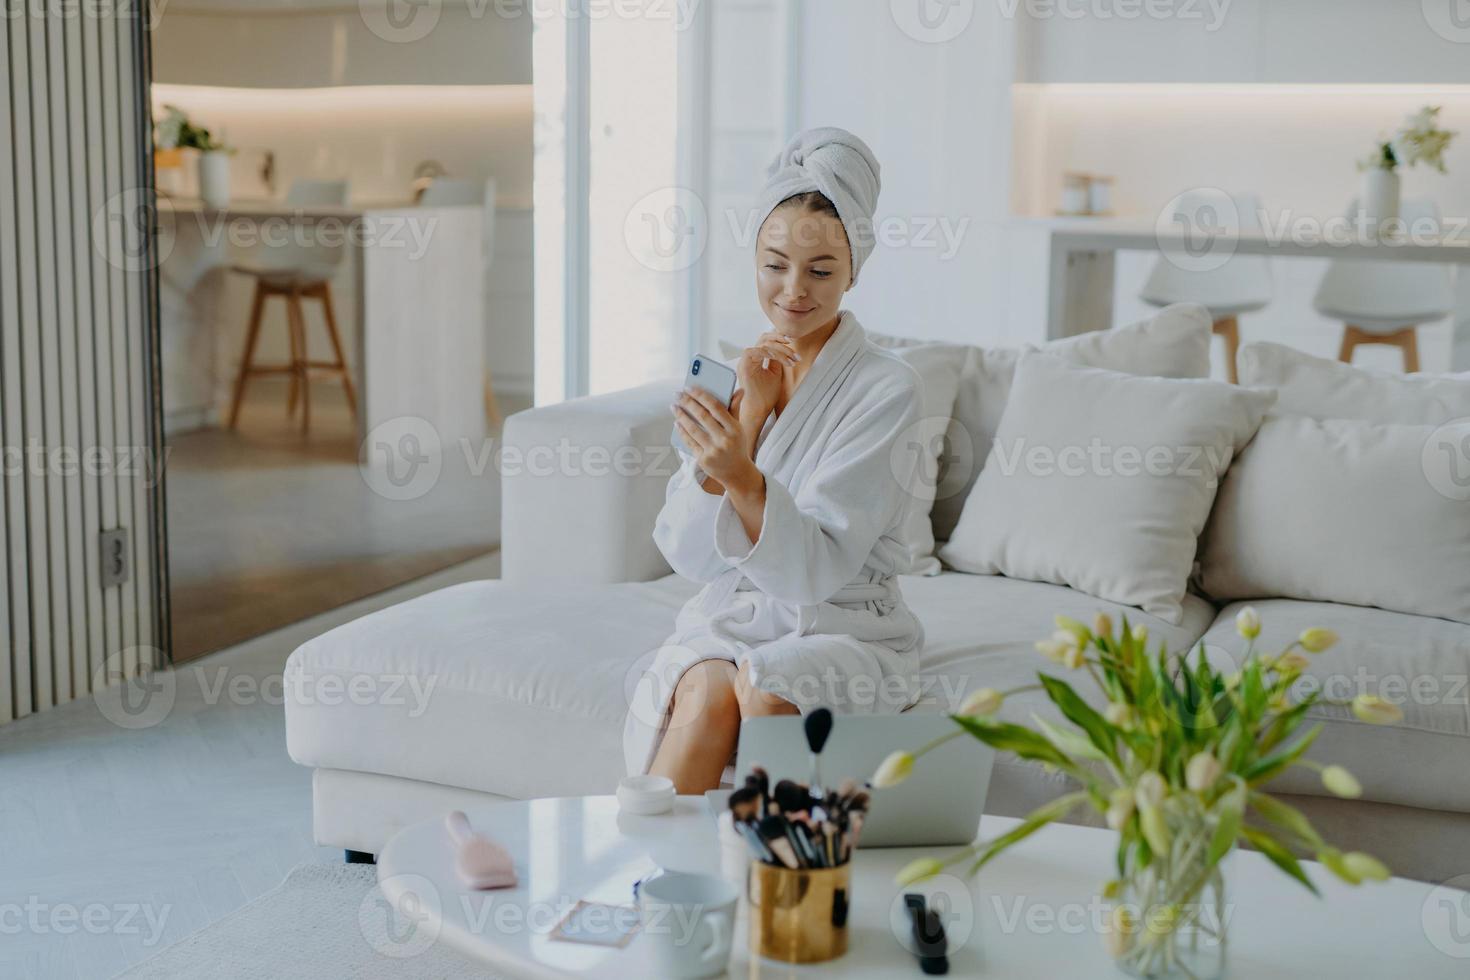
(671, 354), (737, 456)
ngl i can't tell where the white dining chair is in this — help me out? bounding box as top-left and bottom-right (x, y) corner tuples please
(417, 177), (489, 207)
(1313, 198), (1454, 373)
(418, 177), (504, 425)
(227, 179), (356, 433)
(1139, 191), (1274, 383)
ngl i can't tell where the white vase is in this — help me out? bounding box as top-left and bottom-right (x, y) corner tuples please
(1360, 166), (1400, 238)
(197, 150), (231, 209)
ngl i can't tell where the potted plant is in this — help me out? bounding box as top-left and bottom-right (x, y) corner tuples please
(155, 105), (232, 209)
(875, 609), (1404, 979)
(1357, 105), (1455, 236)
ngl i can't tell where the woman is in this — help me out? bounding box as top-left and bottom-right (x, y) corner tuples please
(622, 128), (925, 793)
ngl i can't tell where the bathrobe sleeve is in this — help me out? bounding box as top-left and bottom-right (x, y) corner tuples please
(652, 455), (731, 583)
(713, 378), (920, 605)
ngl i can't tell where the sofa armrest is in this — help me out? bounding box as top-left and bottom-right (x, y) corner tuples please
(500, 380), (679, 585)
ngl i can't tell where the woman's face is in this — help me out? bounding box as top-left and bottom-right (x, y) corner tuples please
(755, 205), (852, 338)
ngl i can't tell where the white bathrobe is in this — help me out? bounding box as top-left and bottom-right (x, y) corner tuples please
(623, 312), (926, 775)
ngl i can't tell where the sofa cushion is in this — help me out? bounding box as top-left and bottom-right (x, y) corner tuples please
(286, 577), (699, 800)
(284, 572), (1214, 800)
(1238, 340), (1470, 424)
(931, 303), (1213, 541)
(1197, 600), (1470, 813)
(899, 573), (1218, 718)
(938, 352), (1274, 624)
(860, 335), (965, 576)
(1198, 414), (1470, 625)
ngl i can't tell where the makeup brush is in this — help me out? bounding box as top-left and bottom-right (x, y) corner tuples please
(748, 765), (771, 816)
(727, 786), (761, 823)
(735, 819), (775, 864)
(758, 816), (801, 869)
(845, 811), (866, 862)
(773, 780), (811, 819)
(784, 813), (822, 867)
(803, 708), (834, 802)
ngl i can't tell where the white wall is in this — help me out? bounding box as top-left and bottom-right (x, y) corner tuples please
(699, 0), (797, 353)
(1017, 0), (1470, 84)
(698, 1), (1470, 374)
(701, 0), (1027, 351)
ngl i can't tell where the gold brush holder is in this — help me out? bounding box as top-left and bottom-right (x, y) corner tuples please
(746, 862), (850, 964)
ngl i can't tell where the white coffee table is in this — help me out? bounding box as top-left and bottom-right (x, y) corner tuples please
(376, 795), (1465, 978)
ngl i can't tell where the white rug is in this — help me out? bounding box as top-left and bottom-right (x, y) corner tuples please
(112, 863), (502, 979)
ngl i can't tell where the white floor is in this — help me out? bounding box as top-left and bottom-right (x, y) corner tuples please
(0, 552), (500, 980)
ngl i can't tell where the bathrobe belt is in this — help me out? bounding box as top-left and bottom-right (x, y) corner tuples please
(697, 566), (896, 615)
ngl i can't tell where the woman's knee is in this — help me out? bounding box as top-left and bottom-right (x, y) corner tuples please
(734, 662), (799, 719)
(668, 660), (740, 731)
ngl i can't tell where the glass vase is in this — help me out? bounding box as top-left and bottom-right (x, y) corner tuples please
(1111, 807), (1230, 980)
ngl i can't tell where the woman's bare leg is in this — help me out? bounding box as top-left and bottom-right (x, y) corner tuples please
(734, 662), (800, 719)
(648, 660), (741, 794)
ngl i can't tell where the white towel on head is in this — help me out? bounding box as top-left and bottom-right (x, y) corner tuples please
(755, 127), (883, 284)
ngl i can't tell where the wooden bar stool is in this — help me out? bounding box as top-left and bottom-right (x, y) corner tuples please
(225, 179), (355, 432)
(226, 273), (356, 432)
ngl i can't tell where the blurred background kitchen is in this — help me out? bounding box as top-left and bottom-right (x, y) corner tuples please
(150, 0), (532, 659)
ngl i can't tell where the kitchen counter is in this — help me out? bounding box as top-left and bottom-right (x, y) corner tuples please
(156, 198), (487, 451)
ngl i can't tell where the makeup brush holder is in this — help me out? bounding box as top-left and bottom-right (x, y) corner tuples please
(747, 862), (850, 963)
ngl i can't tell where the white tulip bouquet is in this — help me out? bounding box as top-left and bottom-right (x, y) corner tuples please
(875, 608), (1404, 978)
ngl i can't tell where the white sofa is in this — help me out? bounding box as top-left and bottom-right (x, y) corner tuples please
(285, 324), (1470, 883)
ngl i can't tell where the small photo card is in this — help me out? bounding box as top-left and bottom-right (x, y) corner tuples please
(548, 900), (642, 949)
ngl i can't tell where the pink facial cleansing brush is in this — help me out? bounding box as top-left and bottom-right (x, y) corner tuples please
(445, 810), (517, 890)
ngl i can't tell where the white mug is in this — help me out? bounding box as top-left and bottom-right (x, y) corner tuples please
(638, 871), (738, 979)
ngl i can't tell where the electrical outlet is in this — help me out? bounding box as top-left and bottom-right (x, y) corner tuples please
(100, 528), (130, 589)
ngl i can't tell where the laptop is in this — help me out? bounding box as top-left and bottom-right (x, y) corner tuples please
(733, 714), (994, 847)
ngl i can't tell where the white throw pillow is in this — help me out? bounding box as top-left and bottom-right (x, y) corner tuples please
(1198, 414), (1470, 626)
(938, 351), (1275, 625)
(863, 335), (965, 575)
(718, 333), (964, 575)
(1238, 342), (1470, 424)
(930, 303), (1213, 542)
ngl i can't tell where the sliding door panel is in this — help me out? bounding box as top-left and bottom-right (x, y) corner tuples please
(0, 1), (165, 724)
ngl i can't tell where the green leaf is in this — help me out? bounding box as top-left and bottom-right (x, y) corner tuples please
(1032, 714), (1106, 762)
(1134, 659), (1156, 715)
(1241, 826), (1319, 896)
(1249, 793), (1325, 850)
(1194, 643), (1215, 693)
(1038, 674), (1117, 763)
(967, 792), (1088, 875)
(1207, 777), (1246, 867)
(1180, 654), (1200, 709)
(1244, 723), (1323, 784)
(949, 715), (1071, 769)
(1241, 659), (1266, 712)
(1258, 700), (1314, 753)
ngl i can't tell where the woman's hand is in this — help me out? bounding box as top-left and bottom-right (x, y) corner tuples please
(735, 332), (799, 426)
(674, 387), (764, 501)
